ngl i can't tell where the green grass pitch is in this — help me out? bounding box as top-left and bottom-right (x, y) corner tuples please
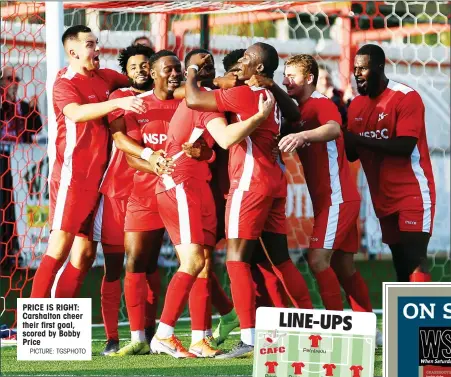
(0, 317), (383, 376)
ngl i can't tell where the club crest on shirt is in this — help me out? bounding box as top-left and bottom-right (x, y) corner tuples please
(378, 112), (388, 122)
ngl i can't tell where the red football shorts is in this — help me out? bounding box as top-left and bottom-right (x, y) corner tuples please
(49, 180), (99, 238)
(157, 179), (217, 247)
(93, 195), (127, 247)
(379, 204), (435, 245)
(124, 194), (164, 232)
(225, 189), (287, 240)
(309, 201), (360, 253)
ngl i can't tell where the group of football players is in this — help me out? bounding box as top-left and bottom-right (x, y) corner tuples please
(30, 24), (435, 360)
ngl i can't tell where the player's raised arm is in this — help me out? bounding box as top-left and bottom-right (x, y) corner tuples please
(185, 54), (220, 111)
(206, 91), (275, 150)
(245, 74), (300, 122)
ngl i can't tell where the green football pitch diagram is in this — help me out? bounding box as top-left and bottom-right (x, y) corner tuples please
(254, 330), (374, 377)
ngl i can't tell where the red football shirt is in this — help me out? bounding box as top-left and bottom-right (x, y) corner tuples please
(51, 66), (128, 190)
(157, 96), (225, 193)
(265, 361), (278, 374)
(350, 365), (363, 377)
(125, 90), (181, 197)
(214, 85), (287, 198)
(348, 80), (435, 218)
(295, 91), (360, 214)
(309, 334), (322, 348)
(291, 362), (305, 375)
(323, 363), (336, 376)
(99, 87), (137, 198)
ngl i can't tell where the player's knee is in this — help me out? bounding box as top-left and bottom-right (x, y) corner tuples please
(185, 255), (205, 276)
(307, 249), (331, 273)
(125, 254), (146, 273)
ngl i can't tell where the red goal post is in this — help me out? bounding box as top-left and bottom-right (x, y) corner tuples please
(1, 1), (450, 326)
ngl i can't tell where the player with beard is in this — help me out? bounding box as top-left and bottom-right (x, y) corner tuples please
(344, 44), (435, 282)
(31, 25), (146, 299)
(93, 44), (172, 355)
(151, 50), (275, 358)
(184, 43), (313, 359)
(105, 50), (184, 356)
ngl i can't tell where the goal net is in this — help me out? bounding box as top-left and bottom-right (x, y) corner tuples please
(1, 1), (450, 328)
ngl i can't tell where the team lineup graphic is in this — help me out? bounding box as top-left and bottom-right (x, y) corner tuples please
(254, 308), (376, 377)
(255, 330), (373, 376)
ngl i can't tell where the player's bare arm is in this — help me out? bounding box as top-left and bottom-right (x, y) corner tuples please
(245, 74), (300, 122)
(279, 120), (341, 152)
(109, 116), (148, 159)
(206, 91), (275, 150)
(125, 151), (174, 176)
(185, 54), (220, 111)
(347, 132), (417, 157)
(62, 96), (146, 123)
(343, 129), (360, 162)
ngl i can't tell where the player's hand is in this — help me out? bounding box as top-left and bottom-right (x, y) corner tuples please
(182, 138), (213, 161)
(189, 53), (213, 70)
(257, 91), (275, 120)
(214, 73), (238, 89)
(148, 150), (175, 176)
(245, 74), (274, 89)
(115, 96), (146, 114)
(278, 132), (309, 153)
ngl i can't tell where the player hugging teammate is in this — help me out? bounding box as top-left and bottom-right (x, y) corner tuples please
(31, 23), (435, 359)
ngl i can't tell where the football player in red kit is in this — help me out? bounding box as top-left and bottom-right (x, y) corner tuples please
(110, 50), (183, 356)
(93, 44), (171, 355)
(151, 50), (275, 358)
(184, 43), (313, 358)
(345, 44), (436, 283)
(31, 25), (145, 299)
(278, 54), (374, 318)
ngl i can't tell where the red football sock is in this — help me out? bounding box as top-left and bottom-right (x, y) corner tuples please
(273, 260), (313, 309)
(341, 271), (373, 312)
(189, 277), (210, 331)
(145, 270), (161, 328)
(258, 261), (288, 308)
(160, 272), (196, 327)
(210, 272), (233, 316)
(410, 271), (431, 282)
(124, 272), (147, 331)
(314, 267), (343, 310)
(207, 278), (212, 330)
(55, 262), (87, 298)
(30, 255), (64, 298)
(101, 278), (121, 341)
(226, 261), (255, 329)
(252, 264), (274, 308)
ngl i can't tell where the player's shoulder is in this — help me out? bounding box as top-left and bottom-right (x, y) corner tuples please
(137, 89), (155, 100)
(309, 91), (334, 105)
(109, 87), (134, 99)
(55, 66), (76, 84)
(387, 80), (417, 96)
(387, 80), (423, 106)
